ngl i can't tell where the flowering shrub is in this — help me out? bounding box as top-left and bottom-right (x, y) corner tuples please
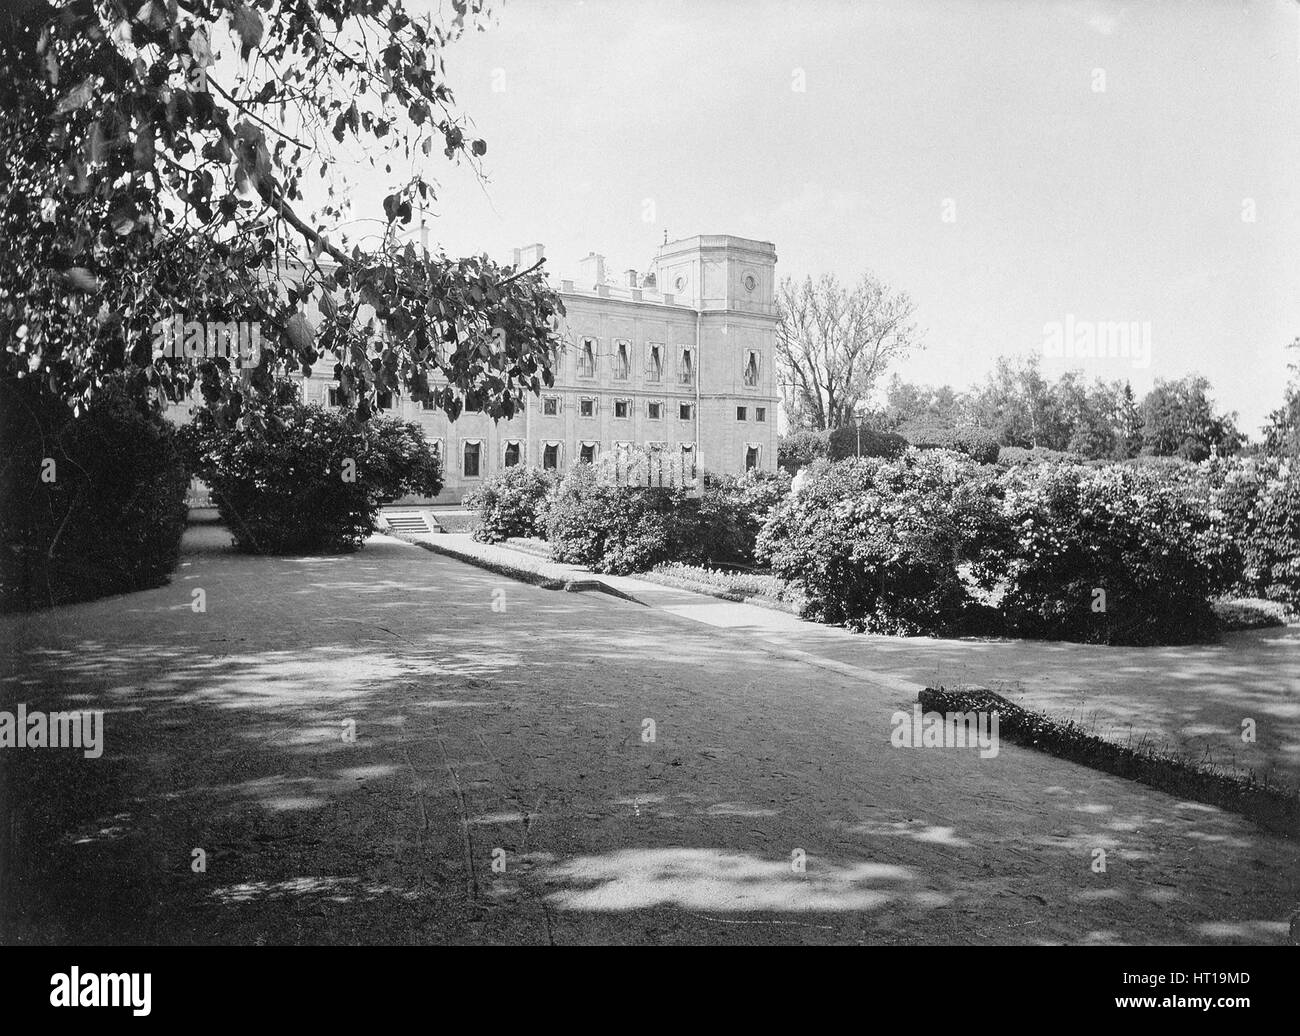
(546, 458), (693, 575)
(181, 390), (441, 554)
(778, 426), (907, 472)
(688, 469), (792, 566)
(901, 422), (1001, 464)
(465, 465), (557, 543)
(1209, 457), (1299, 606)
(757, 451), (1007, 635)
(992, 463), (1218, 644)
(998, 445), (1082, 466)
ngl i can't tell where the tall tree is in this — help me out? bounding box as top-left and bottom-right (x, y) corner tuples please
(775, 272), (919, 431)
(0, 0), (564, 425)
(1139, 375), (1243, 460)
(1262, 337), (1300, 458)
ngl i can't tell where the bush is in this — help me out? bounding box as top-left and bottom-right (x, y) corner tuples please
(998, 445), (1082, 466)
(181, 388), (441, 554)
(465, 465), (556, 543)
(757, 452), (1006, 635)
(1214, 457), (1300, 606)
(992, 463), (1219, 644)
(778, 426), (907, 472)
(778, 429), (830, 472)
(690, 469), (791, 566)
(827, 425), (909, 462)
(546, 458), (692, 575)
(901, 421), (1001, 464)
(1, 376), (189, 612)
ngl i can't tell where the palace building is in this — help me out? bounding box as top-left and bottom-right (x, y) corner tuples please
(180, 233), (780, 506)
(312, 233), (780, 503)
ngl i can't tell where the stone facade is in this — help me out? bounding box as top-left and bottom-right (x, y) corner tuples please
(297, 233), (780, 503)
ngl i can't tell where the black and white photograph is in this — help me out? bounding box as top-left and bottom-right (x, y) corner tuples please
(0, 0), (1296, 1010)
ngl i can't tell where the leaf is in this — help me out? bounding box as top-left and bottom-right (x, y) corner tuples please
(471, 139), (486, 157)
(285, 312), (315, 354)
(62, 268), (102, 294)
(230, 5), (265, 53)
(56, 79), (94, 114)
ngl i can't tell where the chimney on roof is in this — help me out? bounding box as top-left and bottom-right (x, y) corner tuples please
(513, 243), (545, 270)
(625, 269), (638, 288)
(578, 251), (606, 288)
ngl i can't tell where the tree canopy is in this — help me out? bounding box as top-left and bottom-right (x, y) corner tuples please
(0, 0), (564, 425)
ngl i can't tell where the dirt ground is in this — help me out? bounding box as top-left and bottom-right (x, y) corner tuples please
(1, 526), (1296, 945)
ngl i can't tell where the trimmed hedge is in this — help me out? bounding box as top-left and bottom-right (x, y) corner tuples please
(900, 421), (1001, 464)
(181, 389), (442, 554)
(1, 376), (189, 612)
(778, 426), (907, 472)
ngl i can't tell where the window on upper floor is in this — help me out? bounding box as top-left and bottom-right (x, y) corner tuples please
(615, 341), (630, 380)
(647, 344), (663, 383)
(578, 338), (596, 378)
(756, 406), (767, 423)
(613, 398), (630, 419)
(647, 401), (662, 420)
(679, 402), (692, 421)
(542, 395), (559, 416)
(743, 350), (759, 387)
(579, 398), (595, 418)
(736, 406), (747, 421)
(677, 347), (693, 385)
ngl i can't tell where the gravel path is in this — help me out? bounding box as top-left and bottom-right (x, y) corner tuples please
(1, 525), (1296, 944)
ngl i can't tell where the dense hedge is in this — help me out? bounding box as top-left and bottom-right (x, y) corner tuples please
(757, 452), (1005, 635)
(1204, 457), (1299, 606)
(900, 421), (1001, 464)
(465, 465), (557, 543)
(180, 389), (441, 554)
(777, 426), (907, 472)
(998, 445), (1082, 466)
(1, 376), (189, 612)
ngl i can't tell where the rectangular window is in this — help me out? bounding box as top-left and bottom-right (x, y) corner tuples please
(648, 401), (662, 420)
(679, 402), (692, 421)
(377, 389), (395, 410)
(681, 444), (696, 480)
(578, 338), (596, 378)
(542, 396), (559, 416)
(543, 443), (559, 470)
(614, 398), (630, 419)
(743, 351), (759, 387)
(421, 398), (437, 411)
(503, 441), (521, 467)
(648, 344), (663, 382)
(736, 406), (747, 421)
(745, 445), (760, 471)
(463, 441), (481, 478)
(677, 347), (693, 385)
(464, 396), (481, 413)
(756, 406), (766, 422)
(328, 387), (342, 407)
(580, 398), (595, 418)
(615, 341), (630, 380)
(580, 442), (597, 464)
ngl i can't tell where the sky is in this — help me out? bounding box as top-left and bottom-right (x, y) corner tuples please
(311, 0), (1300, 436)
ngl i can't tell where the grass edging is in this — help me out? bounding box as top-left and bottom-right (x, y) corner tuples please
(633, 569), (801, 614)
(919, 685), (1300, 838)
(410, 539), (566, 590)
